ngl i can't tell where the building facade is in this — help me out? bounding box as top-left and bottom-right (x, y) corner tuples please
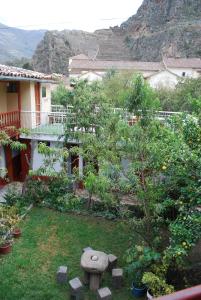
(0, 65), (62, 184)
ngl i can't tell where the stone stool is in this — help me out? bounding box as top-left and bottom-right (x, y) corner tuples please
(82, 247), (93, 253)
(69, 277), (84, 300)
(112, 268), (123, 289)
(97, 287), (112, 300)
(108, 254), (117, 272)
(56, 266), (68, 284)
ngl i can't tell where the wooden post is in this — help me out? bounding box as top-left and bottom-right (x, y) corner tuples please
(17, 82), (21, 127)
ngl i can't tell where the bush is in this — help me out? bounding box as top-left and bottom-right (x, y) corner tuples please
(21, 175), (84, 213)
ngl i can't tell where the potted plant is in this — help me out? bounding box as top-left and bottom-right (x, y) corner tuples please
(0, 235), (13, 254)
(5, 206), (21, 238)
(131, 270), (147, 297)
(126, 245), (160, 297)
(12, 228), (21, 238)
(125, 245), (160, 298)
(10, 212), (21, 238)
(142, 272), (174, 299)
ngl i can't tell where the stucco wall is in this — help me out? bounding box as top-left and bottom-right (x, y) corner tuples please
(79, 72), (103, 81)
(0, 82), (7, 113)
(7, 93), (18, 111)
(0, 146), (6, 169)
(32, 140), (63, 173)
(20, 81), (32, 111)
(148, 71), (179, 89)
(40, 83), (51, 113)
(169, 68), (199, 79)
(30, 82), (36, 112)
(70, 70), (156, 82)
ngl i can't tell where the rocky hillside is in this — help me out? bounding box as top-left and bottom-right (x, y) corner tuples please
(32, 28), (132, 74)
(122, 0), (201, 61)
(0, 23), (45, 63)
(33, 0), (201, 74)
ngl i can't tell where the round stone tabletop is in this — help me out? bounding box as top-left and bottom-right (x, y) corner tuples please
(81, 250), (109, 274)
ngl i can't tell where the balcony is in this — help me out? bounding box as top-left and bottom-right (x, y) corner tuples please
(20, 105), (96, 136)
(19, 106), (181, 137)
(20, 111), (65, 135)
(0, 111), (20, 137)
(155, 284), (201, 300)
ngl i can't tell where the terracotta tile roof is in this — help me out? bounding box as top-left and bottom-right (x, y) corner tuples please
(163, 57), (201, 69)
(0, 64), (53, 80)
(70, 59), (163, 72)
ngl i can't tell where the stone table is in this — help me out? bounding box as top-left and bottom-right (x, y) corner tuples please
(81, 250), (109, 291)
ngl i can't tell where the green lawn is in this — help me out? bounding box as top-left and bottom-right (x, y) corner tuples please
(0, 208), (137, 300)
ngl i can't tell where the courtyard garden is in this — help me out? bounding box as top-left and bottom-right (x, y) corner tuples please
(0, 74), (201, 299)
(0, 208), (135, 300)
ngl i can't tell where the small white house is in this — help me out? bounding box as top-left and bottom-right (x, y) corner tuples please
(147, 70), (180, 89)
(78, 71), (103, 82)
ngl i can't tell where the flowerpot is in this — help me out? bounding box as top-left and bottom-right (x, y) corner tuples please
(131, 282), (147, 297)
(78, 180), (84, 190)
(147, 290), (153, 300)
(13, 228), (21, 238)
(0, 243), (12, 254)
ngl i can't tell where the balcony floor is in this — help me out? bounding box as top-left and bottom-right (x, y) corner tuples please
(30, 124), (64, 135)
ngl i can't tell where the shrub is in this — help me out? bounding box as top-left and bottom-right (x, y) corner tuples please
(142, 272), (174, 297)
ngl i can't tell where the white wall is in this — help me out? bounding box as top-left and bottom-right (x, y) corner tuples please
(32, 140), (63, 173)
(79, 72), (103, 82)
(169, 68), (199, 79)
(0, 146), (6, 169)
(148, 71), (179, 89)
(40, 83), (51, 113)
(70, 70), (156, 82)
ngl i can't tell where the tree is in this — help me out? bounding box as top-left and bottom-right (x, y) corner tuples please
(0, 130), (26, 179)
(102, 71), (133, 107)
(51, 83), (74, 106)
(156, 77), (201, 112)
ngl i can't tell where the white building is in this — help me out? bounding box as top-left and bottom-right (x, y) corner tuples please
(69, 55), (201, 89)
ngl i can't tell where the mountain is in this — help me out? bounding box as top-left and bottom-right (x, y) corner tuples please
(121, 0), (201, 61)
(0, 23), (46, 63)
(32, 28), (132, 74)
(31, 0), (201, 74)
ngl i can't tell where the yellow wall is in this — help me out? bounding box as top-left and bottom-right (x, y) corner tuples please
(0, 82), (7, 112)
(7, 93), (18, 111)
(20, 81), (32, 111)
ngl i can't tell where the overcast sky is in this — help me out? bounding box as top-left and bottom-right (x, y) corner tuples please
(0, 0), (143, 32)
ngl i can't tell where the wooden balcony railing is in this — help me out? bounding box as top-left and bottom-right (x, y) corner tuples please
(155, 284), (201, 300)
(0, 111), (20, 137)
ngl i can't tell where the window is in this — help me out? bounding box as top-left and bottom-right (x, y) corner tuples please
(182, 72), (186, 77)
(42, 86), (47, 98)
(7, 82), (18, 93)
(38, 141), (50, 147)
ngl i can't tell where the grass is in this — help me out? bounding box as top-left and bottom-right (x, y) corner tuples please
(0, 208), (137, 300)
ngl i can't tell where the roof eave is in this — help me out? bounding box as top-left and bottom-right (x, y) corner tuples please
(0, 76), (55, 83)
